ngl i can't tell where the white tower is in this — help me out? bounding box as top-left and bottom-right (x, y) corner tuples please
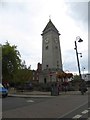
(41, 19), (63, 71)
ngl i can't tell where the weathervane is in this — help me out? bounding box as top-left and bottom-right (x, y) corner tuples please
(49, 15), (51, 21)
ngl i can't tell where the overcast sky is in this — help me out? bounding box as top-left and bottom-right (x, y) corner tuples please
(0, 0), (89, 74)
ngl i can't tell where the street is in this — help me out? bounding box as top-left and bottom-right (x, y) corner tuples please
(2, 97), (52, 111)
(2, 93), (89, 119)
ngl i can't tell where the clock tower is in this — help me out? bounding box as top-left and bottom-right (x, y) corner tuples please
(39, 19), (63, 83)
(41, 19), (62, 71)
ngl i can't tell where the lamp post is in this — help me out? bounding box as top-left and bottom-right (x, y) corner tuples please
(74, 36), (83, 80)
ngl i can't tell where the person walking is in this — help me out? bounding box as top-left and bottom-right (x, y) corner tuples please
(79, 80), (87, 95)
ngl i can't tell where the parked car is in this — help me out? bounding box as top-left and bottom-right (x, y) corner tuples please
(0, 83), (8, 97)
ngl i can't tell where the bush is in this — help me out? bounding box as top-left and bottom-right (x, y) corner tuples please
(32, 83), (52, 92)
(15, 83), (33, 91)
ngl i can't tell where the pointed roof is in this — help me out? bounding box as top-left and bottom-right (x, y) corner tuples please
(42, 19), (60, 35)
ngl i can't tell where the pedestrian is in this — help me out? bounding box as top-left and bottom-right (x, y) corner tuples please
(79, 80), (87, 95)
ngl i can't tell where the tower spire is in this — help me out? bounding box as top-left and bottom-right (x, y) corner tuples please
(49, 15), (51, 21)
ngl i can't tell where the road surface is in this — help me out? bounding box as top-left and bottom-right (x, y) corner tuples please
(2, 93), (89, 119)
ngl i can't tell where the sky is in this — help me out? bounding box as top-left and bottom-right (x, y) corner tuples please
(0, 0), (89, 74)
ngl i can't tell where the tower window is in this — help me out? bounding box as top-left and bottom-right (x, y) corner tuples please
(45, 46), (48, 50)
(44, 78), (47, 84)
(46, 65), (49, 69)
(55, 46), (58, 49)
(57, 61), (59, 67)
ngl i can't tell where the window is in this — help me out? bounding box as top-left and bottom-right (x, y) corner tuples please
(57, 61), (59, 67)
(37, 77), (38, 80)
(44, 78), (47, 84)
(45, 46), (48, 50)
(46, 65), (48, 68)
(55, 46), (58, 49)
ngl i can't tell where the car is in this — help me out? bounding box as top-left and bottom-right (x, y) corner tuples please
(0, 83), (8, 97)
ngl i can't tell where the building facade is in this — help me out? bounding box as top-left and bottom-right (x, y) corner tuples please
(32, 63), (42, 82)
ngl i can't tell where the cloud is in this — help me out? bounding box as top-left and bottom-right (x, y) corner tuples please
(61, 39), (87, 73)
(66, 2), (88, 30)
(0, 0), (88, 73)
(62, 49), (88, 73)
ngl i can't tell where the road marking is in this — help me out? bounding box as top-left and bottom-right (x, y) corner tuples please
(72, 114), (82, 119)
(58, 101), (88, 118)
(82, 110), (88, 114)
(87, 118), (90, 120)
(27, 100), (34, 102)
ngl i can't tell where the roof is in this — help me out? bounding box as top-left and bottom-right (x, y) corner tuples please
(42, 19), (60, 35)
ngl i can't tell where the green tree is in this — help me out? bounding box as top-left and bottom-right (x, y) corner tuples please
(2, 41), (21, 83)
(15, 68), (33, 85)
(73, 75), (81, 81)
(14, 60), (32, 85)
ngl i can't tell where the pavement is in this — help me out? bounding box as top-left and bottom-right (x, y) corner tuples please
(8, 87), (88, 98)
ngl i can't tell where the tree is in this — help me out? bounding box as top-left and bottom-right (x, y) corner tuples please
(15, 68), (33, 85)
(67, 73), (73, 79)
(56, 71), (73, 82)
(73, 75), (81, 82)
(2, 41), (21, 83)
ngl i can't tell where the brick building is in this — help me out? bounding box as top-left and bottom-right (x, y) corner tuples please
(32, 63), (42, 82)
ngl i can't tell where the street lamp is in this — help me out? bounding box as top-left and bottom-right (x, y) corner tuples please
(74, 36), (83, 80)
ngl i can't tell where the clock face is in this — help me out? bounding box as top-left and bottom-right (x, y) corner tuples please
(45, 38), (49, 43)
(54, 38), (58, 43)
